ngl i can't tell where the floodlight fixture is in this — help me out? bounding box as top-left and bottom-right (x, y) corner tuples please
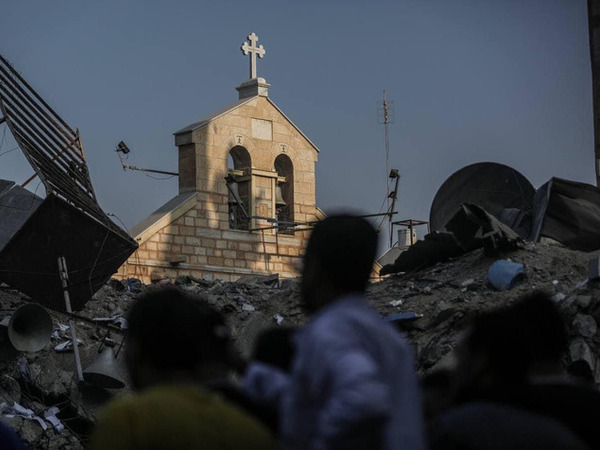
(389, 169), (399, 179)
(116, 141), (131, 155)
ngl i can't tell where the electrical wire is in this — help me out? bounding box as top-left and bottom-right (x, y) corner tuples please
(0, 145), (18, 158)
(106, 213), (129, 233)
(143, 172), (177, 181)
(87, 228), (111, 298)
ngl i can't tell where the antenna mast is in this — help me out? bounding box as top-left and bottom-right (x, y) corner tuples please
(383, 90), (391, 204)
(377, 90), (396, 247)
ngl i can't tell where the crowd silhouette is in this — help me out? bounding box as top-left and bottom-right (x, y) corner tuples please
(1, 214), (598, 449)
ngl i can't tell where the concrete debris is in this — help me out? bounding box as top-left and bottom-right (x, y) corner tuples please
(0, 402), (48, 431)
(273, 314), (284, 325)
(590, 257), (600, 280)
(92, 309), (127, 329)
(569, 338), (595, 374)
(0, 238), (597, 448)
(54, 339), (83, 353)
(44, 406), (64, 433)
(572, 314), (598, 338)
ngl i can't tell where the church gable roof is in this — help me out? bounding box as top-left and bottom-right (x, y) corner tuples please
(265, 97), (320, 154)
(129, 191), (197, 245)
(174, 97), (255, 136)
(174, 95), (320, 154)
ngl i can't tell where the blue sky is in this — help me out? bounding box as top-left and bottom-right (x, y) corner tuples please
(0, 0), (593, 250)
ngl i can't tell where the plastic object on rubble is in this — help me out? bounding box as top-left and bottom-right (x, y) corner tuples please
(487, 260), (524, 291)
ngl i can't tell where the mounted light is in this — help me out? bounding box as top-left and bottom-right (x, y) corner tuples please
(116, 141), (131, 155)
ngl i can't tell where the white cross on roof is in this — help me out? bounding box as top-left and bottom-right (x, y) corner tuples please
(241, 32), (266, 79)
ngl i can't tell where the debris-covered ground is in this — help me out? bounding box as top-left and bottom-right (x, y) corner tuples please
(0, 239), (598, 448)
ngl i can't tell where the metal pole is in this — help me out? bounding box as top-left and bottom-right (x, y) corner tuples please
(57, 256), (84, 382)
(389, 176), (400, 248)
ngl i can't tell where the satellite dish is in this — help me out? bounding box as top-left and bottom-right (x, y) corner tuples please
(430, 162), (535, 232)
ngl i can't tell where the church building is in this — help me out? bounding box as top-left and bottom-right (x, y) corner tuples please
(118, 33), (322, 283)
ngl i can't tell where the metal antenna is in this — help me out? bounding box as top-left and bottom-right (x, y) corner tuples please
(377, 90), (396, 246)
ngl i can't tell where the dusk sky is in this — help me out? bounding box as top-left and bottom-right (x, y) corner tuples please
(0, 0), (593, 253)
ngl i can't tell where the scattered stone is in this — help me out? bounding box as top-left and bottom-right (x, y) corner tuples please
(569, 338), (595, 374)
(572, 314), (597, 338)
(577, 295), (593, 309)
(234, 312), (272, 359)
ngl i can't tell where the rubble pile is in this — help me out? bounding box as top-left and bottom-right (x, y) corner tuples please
(0, 239), (598, 448)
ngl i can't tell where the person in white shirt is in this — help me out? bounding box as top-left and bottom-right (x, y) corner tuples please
(245, 214), (425, 450)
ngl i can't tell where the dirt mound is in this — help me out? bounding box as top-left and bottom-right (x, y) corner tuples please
(0, 239), (598, 448)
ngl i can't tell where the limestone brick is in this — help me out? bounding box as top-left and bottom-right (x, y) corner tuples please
(208, 256), (224, 266)
(195, 228), (222, 238)
(160, 234), (174, 244)
(185, 236), (202, 246)
(223, 250), (237, 259)
(264, 244), (277, 254)
(195, 218), (208, 228)
(180, 226), (194, 236)
(202, 238), (216, 248)
(193, 246), (207, 255)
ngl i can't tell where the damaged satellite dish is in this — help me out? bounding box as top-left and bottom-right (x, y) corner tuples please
(430, 162), (535, 232)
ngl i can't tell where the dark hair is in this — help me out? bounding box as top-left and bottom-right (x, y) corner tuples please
(252, 327), (296, 372)
(304, 214), (378, 293)
(126, 287), (230, 373)
(464, 290), (567, 384)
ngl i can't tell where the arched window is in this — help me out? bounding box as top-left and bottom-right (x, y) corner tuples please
(274, 154), (294, 234)
(228, 146), (251, 170)
(227, 146), (251, 230)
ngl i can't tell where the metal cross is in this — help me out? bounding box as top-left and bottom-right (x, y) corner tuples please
(241, 32), (266, 79)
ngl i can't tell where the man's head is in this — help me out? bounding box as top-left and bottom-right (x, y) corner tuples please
(125, 287), (231, 390)
(301, 214), (378, 312)
(455, 290), (567, 401)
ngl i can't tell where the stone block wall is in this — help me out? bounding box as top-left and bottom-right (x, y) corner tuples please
(117, 94), (320, 283)
(117, 197), (310, 283)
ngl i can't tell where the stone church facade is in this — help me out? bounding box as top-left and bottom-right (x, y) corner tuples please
(117, 33), (322, 283)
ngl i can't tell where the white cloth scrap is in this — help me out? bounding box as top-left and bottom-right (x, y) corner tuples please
(0, 402), (48, 430)
(54, 339), (83, 353)
(44, 406), (64, 433)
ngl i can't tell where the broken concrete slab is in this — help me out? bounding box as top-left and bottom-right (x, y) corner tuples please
(569, 338), (595, 375)
(572, 314), (598, 338)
